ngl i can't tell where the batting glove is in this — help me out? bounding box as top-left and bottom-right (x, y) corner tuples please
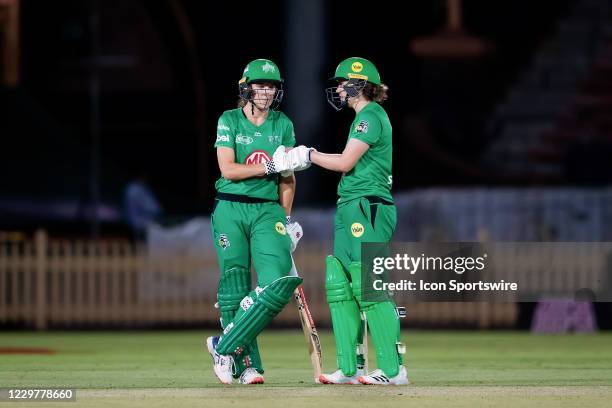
(286, 216), (303, 253)
(287, 145), (314, 172)
(264, 145), (292, 175)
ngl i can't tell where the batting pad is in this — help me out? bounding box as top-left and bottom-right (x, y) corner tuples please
(325, 256), (361, 377)
(363, 300), (402, 378)
(348, 262), (390, 307)
(216, 276), (302, 356)
(217, 267), (250, 326)
(216, 267), (264, 377)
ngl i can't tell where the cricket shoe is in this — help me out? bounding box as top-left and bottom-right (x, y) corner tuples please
(239, 367), (264, 385)
(318, 368), (364, 385)
(206, 336), (234, 384)
(358, 366), (409, 385)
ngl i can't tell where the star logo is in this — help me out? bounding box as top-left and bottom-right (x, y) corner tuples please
(262, 62), (276, 73)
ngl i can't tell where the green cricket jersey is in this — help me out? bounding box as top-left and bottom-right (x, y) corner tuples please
(337, 102), (393, 204)
(214, 108), (296, 200)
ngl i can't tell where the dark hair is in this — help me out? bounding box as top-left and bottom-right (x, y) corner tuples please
(362, 82), (389, 104)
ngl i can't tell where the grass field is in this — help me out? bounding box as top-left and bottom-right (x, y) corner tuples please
(1, 330), (612, 407)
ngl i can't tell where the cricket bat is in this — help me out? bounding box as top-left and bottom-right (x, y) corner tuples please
(290, 257), (323, 383)
(362, 312), (369, 374)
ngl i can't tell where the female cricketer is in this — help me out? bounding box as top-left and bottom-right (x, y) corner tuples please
(292, 57), (408, 385)
(206, 59), (305, 385)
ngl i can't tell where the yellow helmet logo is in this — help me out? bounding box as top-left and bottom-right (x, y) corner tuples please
(351, 62), (363, 73)
(275, 222), (286, 235)
(351, 223), (364, 238)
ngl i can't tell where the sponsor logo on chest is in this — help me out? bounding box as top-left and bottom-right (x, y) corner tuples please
(236, 134), (254, 145)
(268, 135), (281, 144)
(244, 150), (271, 164)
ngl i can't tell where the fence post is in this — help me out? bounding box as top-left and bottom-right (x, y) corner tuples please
(35, 229), (47, 330)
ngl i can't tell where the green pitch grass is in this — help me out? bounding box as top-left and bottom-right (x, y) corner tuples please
(1, 330), (611, 407)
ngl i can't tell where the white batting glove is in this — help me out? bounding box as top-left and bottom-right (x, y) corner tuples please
(287, 146), (314, 171)
(264, 145), (291, 175)
(286, 216), (303, 253)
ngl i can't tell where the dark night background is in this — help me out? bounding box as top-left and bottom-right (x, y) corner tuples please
(2, 0), (612, 332)
(4, 0), (610, 236)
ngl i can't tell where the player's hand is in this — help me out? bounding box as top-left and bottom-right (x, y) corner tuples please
(286, 217), (303, 252)
(264, 145), (291, 175)
(287, 146), (315, 171)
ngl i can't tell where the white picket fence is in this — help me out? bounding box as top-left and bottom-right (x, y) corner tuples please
(0, 231), (518, 329)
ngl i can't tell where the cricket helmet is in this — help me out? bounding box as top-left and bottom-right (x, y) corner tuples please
(238, 59), (284, 110)
(326, 57), (381, 111)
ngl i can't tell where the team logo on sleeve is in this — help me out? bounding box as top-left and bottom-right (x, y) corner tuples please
(355, 120), (369, 133)
(245, 150), (271, 164)
(351, 223), (365, 237)
(218, 234), (231, 250)
(275, 222), (286, 235)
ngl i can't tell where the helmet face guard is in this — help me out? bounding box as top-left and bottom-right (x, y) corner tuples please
(325, 77), (367, 111)
(239, 79), (284, 111)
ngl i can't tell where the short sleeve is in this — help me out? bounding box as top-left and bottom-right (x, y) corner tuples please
(282, 115), (296, 148)
(214, 113), (235, 149)
(349, 112), (381, 146)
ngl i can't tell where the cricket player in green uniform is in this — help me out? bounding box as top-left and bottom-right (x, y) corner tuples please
(291, 57), (408, 385)
(206, 59), (307, 385)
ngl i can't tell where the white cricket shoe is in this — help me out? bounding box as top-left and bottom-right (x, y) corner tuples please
(239, 367), (265, 384)
(358, 366), (409, 385)
(318, 368), (365, 385)
(206, 336), (234, 384)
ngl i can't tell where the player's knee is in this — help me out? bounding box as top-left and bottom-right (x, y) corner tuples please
(259, 276), (303, 312)
(218, 267), (251, 312)
(325, 256), (353, 303)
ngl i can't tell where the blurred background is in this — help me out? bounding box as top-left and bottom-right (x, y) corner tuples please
(1, 0), (612, 331)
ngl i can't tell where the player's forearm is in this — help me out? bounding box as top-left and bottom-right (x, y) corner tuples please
(219, 162), (266, 181)
(310, 151), (352, 173)
(278, 174), (296, 216)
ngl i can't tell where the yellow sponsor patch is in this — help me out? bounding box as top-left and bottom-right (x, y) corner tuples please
(275, 222), (286, 235)
(347, 73), (368, 80)
(351, 223), (364, 238)
(351, 61), (363, 72)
